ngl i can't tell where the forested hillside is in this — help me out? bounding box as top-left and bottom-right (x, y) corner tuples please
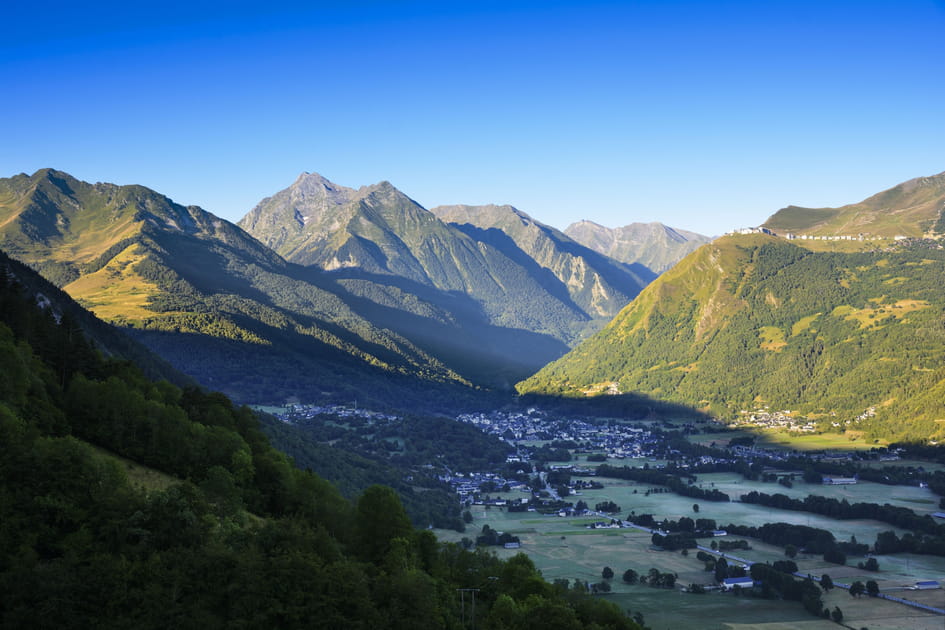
(0, 249), (639, 629)
(519, 234), (945, 441)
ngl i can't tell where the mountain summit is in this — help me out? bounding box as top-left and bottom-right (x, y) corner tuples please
(0, 169), (472, 406)
(564, 220), (711, 275)
(240, 173), (649, 348)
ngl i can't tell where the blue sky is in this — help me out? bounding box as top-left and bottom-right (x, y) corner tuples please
(2, 1), (943, 235)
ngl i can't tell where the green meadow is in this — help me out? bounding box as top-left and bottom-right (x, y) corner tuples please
(437, 469), (945, 629)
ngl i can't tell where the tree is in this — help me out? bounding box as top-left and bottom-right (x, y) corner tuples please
(602, 566), (614, 580)
(866, 580), (879, 597)
(831, 607), (843, 623)
(714, 558), (729, 583)
(462, 510), (473, 524)
(692, 503), (700, 513)
(622, 569), (638, 584)
(819, 574), (833, 592)
(355, 485), (414, 563)
(863, 557), (879, 572)
(785, 544), (798, 558)
(848, 581), (865, 597)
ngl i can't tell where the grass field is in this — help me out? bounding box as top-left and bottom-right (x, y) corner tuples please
(437, 469), (945, 629)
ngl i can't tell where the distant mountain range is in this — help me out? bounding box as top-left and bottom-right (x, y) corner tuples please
(563, 220), (711, 274)
(518, 171), (945, 441)
(0, 168), (701, 407)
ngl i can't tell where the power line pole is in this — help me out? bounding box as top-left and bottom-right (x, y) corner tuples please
(457, 588), (480, 629)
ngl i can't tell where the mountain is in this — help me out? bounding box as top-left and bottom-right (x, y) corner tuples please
(564, 220), (711, 275)
(0, 169), (477, 407)
(239, 173), (649, 377)
(762, 171), (945, 238)
(430, 204), (653, 319)
(520, 190), (945, 442)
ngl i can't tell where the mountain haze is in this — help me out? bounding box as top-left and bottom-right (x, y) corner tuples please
(564, 220), (711, 274)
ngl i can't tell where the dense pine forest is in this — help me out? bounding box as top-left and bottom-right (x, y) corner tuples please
(0, 250), (639, 629)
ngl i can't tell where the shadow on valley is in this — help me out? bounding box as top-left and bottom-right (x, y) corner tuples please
(516, 391), (715, 423)
(123, 326), (510, 413)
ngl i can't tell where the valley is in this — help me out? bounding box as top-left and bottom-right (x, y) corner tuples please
(3, 166), (945, 629)
(264, 400), (945, 628)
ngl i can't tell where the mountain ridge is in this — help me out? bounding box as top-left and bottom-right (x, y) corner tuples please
(762, 170), (945, 237)
(563, 219), (711, 274)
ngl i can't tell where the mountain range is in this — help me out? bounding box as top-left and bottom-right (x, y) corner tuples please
(563, 220), (711, 274)
(519, 170), (945, 441)
(0, 168), (703, 408)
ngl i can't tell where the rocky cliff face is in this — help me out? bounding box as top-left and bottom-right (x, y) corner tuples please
(431, 204), (651, 320)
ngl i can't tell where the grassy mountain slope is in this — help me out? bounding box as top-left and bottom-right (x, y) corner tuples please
(431, 204), (652, 332)
(240, 173), (627, 350)
(0, 169), (480, 406)
(564, 220), (711, 274)
(763, 171), (945, 237)
(519, 233), (945, 441)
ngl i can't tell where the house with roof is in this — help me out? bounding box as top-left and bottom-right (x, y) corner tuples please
(720, 577), (755, 591)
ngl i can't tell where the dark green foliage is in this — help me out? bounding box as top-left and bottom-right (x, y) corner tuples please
(741, 490), (945, 540)
(521, 236), (945, 441)
(598, 464), (730, 501)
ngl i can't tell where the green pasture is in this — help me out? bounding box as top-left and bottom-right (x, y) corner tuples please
(567, 476), (917, 540)
(439, 504), (945, 630)
(689, 472), (941, 517)
(440, 469), (945, 629)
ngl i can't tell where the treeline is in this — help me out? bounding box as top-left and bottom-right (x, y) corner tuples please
(0, 258), (641, 629)
(740, 491), (945, 538)
(722, 522), (837, 554)
(597, 464), (731, 501)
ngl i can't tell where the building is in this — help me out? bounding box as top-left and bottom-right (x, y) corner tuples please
(720, 577), (755, 591)
(822, 476), (858, 485)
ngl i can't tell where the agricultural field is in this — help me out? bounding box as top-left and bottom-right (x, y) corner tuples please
(436, 469), (945, 629)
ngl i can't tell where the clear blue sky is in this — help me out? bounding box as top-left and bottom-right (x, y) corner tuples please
(2, 1), (943, 236)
